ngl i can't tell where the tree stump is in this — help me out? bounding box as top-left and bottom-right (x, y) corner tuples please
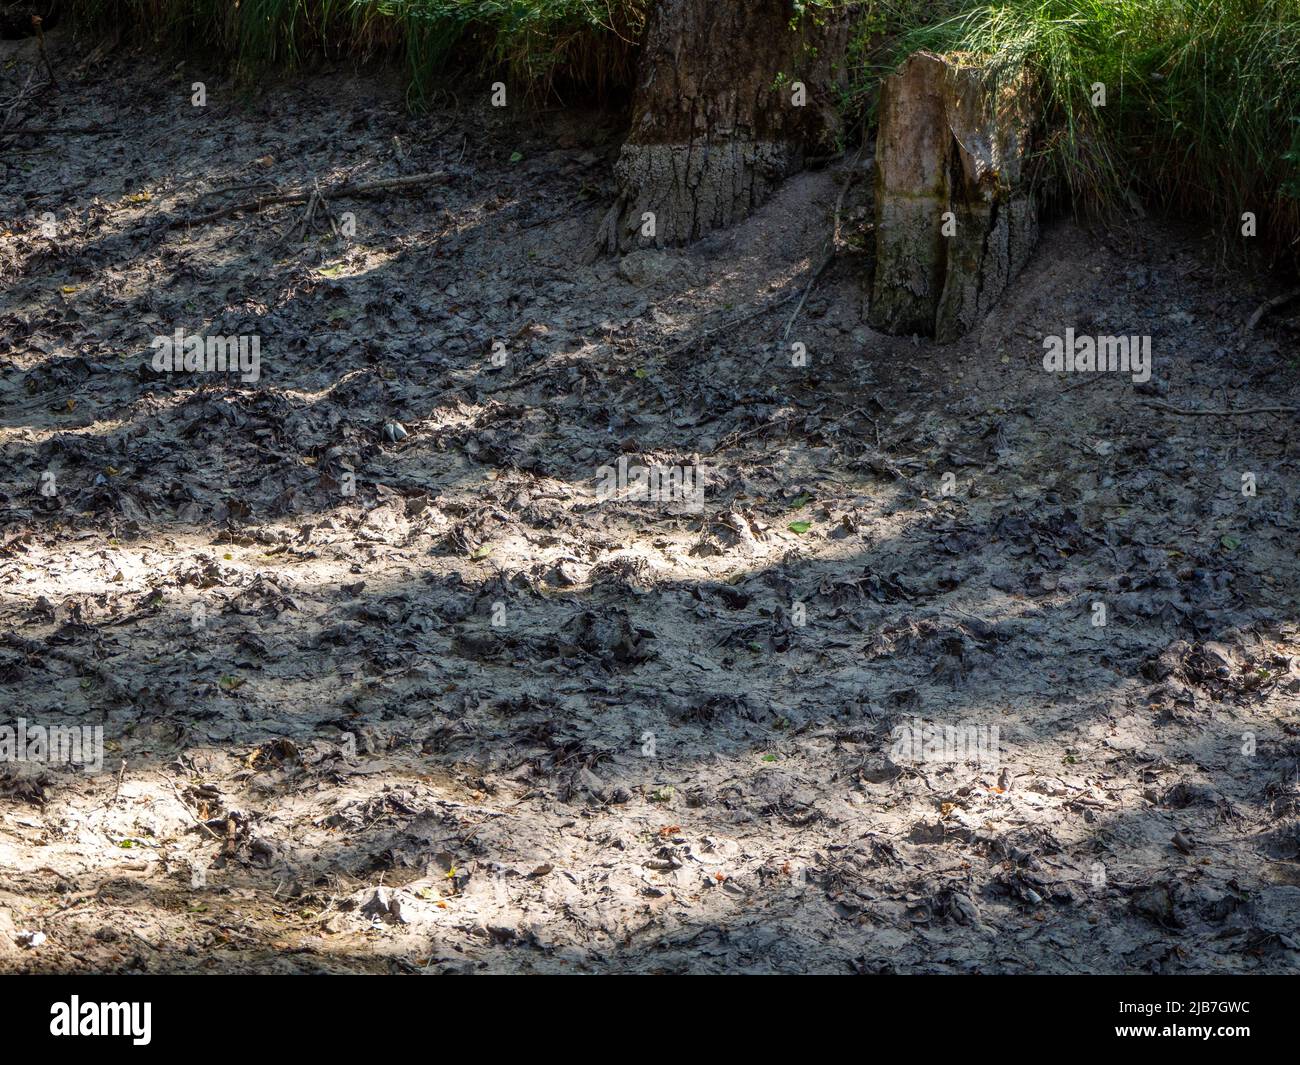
(596, 0), (848, 254)
(869, 51), (1039, 342)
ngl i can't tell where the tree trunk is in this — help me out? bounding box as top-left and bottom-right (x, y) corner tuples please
(597, 0), (848, 254)
(869, 51), (1039, 342)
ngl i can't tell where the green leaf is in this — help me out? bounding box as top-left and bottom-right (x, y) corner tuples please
(787, 520), (811, 534)
(1220, 534), (1240, 550)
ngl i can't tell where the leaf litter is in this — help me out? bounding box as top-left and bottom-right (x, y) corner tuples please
(0, 39), (1299, 974)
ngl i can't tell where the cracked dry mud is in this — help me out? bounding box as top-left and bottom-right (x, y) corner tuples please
(1, 39), (1299, 974)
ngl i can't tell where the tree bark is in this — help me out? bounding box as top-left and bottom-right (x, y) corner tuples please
(597, 0), (848, 254)
(869, 51), (1039, 342)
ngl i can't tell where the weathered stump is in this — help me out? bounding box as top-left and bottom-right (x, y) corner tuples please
(596, 0), (848, 254)
(869, 51), (1039, 342)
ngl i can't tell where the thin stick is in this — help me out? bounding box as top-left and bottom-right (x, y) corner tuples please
(491, 286), (800, 395)
(0, 66), (37, 129)
(31, 16), (59, 91)
(171, 170), (452, 229)
(1245, 288), (1300, 333)
(0, 125), (114, 138)
(709, 413), (798, 454)
(784, 148), (867, 340)
(1142, 401), (1298, 417)
(291, 186), (320, 244)
(665, 291), (800, 367)
(164, 774), (222, 840)
(783, 257), (835, 342)
(314, 183), (340, 237)
(194, 180), (278, 201)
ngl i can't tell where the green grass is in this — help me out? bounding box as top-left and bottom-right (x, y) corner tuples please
(876, 0), (1300, 260)
(376, 1), (645, 101)
(67, 0), (647, 102)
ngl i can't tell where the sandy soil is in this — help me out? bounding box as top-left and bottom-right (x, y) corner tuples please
(1, 34), (1299, 974)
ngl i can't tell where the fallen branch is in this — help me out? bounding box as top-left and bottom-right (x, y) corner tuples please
(483, 291), (801, 394)
(193, 180), (277, 201)
(708, 402), (875, 456)
(171, 170), (452, 229)
(1245, 288), (1300, 333)
(31, 16), (58, 91)
(289, 181), (322, 245)
(0, 125), (115, 138)
(784, 148), (867, 340)
(665, 290), (800, 367)
(709, 412), (799, 454)
(0, 65), (38, 129)
(1142, 401), (1298, 417)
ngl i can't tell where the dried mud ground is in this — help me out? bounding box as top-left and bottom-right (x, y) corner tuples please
(2, 37), (1299, 975)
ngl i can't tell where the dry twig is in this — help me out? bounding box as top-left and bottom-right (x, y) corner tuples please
(1244, 288), (1300, 333)
(784, 148), (868, 340)
(171, 171), (452, 229)
(1142, 401), (1298, 417)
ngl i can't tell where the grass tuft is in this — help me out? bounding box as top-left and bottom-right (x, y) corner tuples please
(67, 0), (647, 103)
